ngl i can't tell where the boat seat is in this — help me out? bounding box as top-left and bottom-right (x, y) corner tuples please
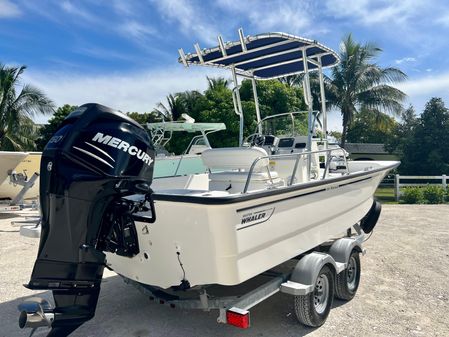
(201, 146), (269, 171)
(201, 147), (283, 193)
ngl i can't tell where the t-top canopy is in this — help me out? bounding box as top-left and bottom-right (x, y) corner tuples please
(178, 32), (340, 80)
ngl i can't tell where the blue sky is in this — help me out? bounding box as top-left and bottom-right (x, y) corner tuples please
(2, 0), (449, 130)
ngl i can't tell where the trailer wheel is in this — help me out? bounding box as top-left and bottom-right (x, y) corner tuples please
(335, 250), (360, 301)
(294, 265), (334, 327)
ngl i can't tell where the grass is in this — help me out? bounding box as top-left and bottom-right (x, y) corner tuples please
(375, 186), (397, 204)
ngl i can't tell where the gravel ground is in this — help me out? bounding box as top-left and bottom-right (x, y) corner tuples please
(1, 205), (448, 337)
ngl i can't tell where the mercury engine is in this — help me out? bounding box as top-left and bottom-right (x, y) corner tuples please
(18, 103), (156, 337)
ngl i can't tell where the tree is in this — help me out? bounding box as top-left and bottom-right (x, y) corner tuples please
(329, 130), (342, 143)
(36, 104), (77, 149)
(325, 34), (407, 147)
(206, 76), (229, 90)
(397, 98), (449, 175)
(384, 105), (417, 156)
(149, 77), (308, 154)
(127, 111), (161, 125)
(0, 64), (54, 150)
(153, 94), (186, 121)
(346, 108), (397, 143)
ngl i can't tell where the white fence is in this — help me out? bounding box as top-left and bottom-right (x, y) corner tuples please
(394, 174), (447, 201)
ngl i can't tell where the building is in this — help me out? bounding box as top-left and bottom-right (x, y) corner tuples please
(344, 143), (398, 161)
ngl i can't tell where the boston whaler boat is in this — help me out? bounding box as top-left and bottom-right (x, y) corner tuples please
(19, 30), (399, 336)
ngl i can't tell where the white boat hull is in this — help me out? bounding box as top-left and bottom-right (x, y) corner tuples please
(106, 162), (393, 289)
(0, 152), (41, 200)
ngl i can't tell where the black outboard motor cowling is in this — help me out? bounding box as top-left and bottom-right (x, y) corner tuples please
(23, 104), (156, 336)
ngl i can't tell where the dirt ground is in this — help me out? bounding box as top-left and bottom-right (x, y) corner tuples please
(1, 205), (448, 337)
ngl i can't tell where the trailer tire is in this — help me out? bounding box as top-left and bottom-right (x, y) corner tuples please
(294, 265), (334, 327)
(335, 250), (360, 301)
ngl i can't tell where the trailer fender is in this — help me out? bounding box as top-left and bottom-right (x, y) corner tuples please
(281, 252), (337, 296)
(328, 237), (363, 273)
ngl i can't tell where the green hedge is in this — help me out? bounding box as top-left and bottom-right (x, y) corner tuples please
(401, 185), (447, 204)
(401, 187), (424, 204)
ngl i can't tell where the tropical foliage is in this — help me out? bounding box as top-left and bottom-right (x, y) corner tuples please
(36, 104), (77, 149)
(150, 78), (307, 154)
(387, 98), (449, 175)
(0, 64), (54, 150)
(324, 34), (407, 147)
(346, 108), (397, 143)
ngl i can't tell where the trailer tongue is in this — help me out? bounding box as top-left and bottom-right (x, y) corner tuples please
(19, 103), (156, 336)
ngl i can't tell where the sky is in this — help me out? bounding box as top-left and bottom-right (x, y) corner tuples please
(2, 0), (449, 130)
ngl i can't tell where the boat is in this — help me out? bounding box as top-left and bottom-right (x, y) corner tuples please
(0, 152), (41, 200)
(19, 30), (399, 336)
(147, 114), (226, 177)
(0, 151), (29, 193)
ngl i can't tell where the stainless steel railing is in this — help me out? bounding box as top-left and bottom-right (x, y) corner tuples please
(242, 148), (349, 193)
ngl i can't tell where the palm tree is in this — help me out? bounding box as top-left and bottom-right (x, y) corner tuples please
(278, 74), (303, 87)
(0, 64), (54, 150)
(206, 76), (229, 90)
(153, 93), (186, 121)
(325, 35), (407, 147)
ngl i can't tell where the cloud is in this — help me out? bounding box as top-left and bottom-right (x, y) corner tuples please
(0, 0), (21, 18)
(436, 12), (449, 27)
(395, 72), (449, 112)
(24, 66), (227, 123)
(118, 20), (156, 43)
(397, 72), (449, 97)
(324, 0), (425, 25)
(216, 0), (325, 37)
(72, 45), (143, 62)
(59, 0), (97, 23)
(150, 0), (219, 44)
(395, 57), (416, 64)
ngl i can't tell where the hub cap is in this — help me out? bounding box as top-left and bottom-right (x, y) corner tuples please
(313, 274), (329, 314)
(347, 256), (358, 291)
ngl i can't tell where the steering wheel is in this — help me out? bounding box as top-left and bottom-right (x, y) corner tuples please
(252, 135), (266, 147)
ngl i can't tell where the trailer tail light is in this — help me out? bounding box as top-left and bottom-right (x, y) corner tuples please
(226, 308), (250, 328)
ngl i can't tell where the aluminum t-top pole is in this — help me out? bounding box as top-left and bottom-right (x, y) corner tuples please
(251, 76), (263, 134)
(301, 49), (313, 151)
(302, 48), (313, 178)
(318, 56), (327, 149)
(231, 66), (244, 146)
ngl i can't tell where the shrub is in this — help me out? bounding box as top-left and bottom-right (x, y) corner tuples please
(401, 187), (424, 204)
(422, 185), (446, 204)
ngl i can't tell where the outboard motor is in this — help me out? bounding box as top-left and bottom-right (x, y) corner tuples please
(19, 104), (156, 336)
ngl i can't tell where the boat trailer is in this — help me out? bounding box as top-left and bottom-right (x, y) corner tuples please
(122, 228), (367, 329)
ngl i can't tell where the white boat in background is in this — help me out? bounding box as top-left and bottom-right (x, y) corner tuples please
(21, 30), (399, 336)
(147, 114), (226, 177)
(0, 152), (41, 200)
(0, 151), (29, 191)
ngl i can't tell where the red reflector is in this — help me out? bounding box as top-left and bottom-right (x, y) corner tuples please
(226, 309), (250, 329)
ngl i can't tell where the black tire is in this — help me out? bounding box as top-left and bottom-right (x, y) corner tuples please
(294, 265), (334, 327)
(335, 250), (361, 301)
